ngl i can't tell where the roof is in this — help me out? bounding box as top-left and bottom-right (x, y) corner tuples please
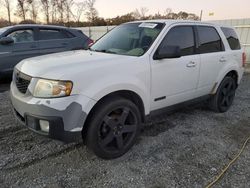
(5, 24), (69, 29)
(127, 19), (219, 26)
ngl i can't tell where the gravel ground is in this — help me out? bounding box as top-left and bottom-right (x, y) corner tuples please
(0, 74), (250, 188)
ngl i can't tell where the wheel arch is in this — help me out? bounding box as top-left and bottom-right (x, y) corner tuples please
(82, 90), (146, 141)
(213, 68), (240, 94)
(225, 70), (238, 85)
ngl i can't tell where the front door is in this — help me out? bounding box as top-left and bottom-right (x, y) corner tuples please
(0, 28), (39, 76)
(150, 25), (200, 110)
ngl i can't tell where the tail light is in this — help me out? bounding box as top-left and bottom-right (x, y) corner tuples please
(242, 52), (247, 67)
(87, 39), (94, 48)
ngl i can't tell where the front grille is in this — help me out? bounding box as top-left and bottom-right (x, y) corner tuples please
(15, 70), (32, 94)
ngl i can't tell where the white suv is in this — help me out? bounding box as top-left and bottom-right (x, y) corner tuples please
(11, 20), (245, 159)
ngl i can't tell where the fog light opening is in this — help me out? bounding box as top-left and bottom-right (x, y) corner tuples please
(39, 120), (50, 133)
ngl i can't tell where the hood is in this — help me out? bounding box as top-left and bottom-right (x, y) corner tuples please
(16, 50), (135, 79)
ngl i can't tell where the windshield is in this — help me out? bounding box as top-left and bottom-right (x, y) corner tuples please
(90, 22), (164, 57)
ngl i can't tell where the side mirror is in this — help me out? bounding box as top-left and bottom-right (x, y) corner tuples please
(154, 45), (181, 60)
(0, 37), (14, 45)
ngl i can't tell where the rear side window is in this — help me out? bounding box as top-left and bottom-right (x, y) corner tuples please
(64, 30), (75, 38)
(160, 26), (195, 56)
(221, 27), (241, 50)
(38, 29), (69, 40)
(197, 26), (224, 54)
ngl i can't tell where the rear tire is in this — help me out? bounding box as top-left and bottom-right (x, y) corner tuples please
(86, 97), (141, 159)
(208, 76), (236, 113)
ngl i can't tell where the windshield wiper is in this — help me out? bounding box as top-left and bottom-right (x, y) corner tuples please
(89, 49), (117, 54)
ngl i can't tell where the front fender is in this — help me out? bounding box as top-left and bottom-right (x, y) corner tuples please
(79, 75), (150, 115)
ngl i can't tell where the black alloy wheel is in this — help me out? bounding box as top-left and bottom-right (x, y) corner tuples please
(99, 107), (138, 152)
(209, 76), (236, 113)
(86, 97), (141, 159)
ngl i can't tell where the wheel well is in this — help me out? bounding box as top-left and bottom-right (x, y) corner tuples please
(81, 90), (146, 142)
(225, 70), (238, 86)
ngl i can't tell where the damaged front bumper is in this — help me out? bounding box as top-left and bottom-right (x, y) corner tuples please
(10, 82), (96, 143)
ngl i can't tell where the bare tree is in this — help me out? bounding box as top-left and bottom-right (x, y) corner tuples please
(177, 11), (189, 19)
(187, 13), (199, 20)
(27, 0), (38, 22)
(40, 0), (50, 24)
(85, 0), (98, 22)
(139, 7), (149, 18)
(164, 8), (172, 15)
(51, 0), (57, 23)
(56, 0), (65, 22)
(73, 1), (85, 24)
(167, 12), (178, 19)
(16, 0), (28, 21)
(132, 9), (140, 19)
(64, 0), (74, 24)
(133, 7), (149, 19)
(2, 0), (11, 24)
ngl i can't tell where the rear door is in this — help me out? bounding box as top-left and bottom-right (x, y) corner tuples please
(37, 28), (73, 55)
(0, 28), (39, 75)
(197, 25), (227, 95)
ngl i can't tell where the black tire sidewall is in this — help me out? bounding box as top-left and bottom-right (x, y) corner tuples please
(86, 97), (141, 159)
(215, 77), (236, 113)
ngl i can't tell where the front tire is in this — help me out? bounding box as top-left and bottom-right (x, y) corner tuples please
(86, 97), (141, 159)
(209, 76), (237, 113)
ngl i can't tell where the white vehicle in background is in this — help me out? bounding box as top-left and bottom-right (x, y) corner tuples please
(10, 20), (245, 159)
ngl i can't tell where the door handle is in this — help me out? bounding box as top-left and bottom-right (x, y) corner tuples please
(186, 61), (197, 68)
(219, 57), (227, 62)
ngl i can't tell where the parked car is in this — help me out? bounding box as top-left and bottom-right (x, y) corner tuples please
(0, 24), (93, 79)
(10, 20), (245, 159)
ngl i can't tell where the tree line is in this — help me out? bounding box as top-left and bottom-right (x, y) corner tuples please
(0, 0), (200, 28)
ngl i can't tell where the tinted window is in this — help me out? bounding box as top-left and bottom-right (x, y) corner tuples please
(197, 26), (224, 53)
(7, 29), (34, 43)
(39, 29), (68, 40)
(221, 27), (241, 50)
(64, 30), (75, 38)
(159, 26), (195, 56)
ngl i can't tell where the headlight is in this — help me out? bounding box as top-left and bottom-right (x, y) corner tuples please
(33, 79), (73, 98)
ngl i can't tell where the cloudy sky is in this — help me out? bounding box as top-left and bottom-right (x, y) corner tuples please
(94, 0), (249, 20)
(0, 0), (249, 22)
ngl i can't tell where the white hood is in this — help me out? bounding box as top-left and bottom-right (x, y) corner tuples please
(16, 50), (135, 79)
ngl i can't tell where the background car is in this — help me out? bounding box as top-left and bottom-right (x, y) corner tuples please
(0, 24), (93, 79)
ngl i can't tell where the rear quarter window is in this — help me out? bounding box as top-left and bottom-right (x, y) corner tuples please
(221, 27), (241, 50)
(38, 29), (69, 40)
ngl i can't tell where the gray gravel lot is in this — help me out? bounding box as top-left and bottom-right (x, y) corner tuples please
(0, 74), (250, 188)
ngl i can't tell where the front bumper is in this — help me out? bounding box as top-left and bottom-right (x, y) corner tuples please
(10, 82), (96, 143)
(13, 109), (82, 142)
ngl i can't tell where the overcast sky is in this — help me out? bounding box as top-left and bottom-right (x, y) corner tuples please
(0, 0), (249, 22)
(94, 0), (250, 20)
